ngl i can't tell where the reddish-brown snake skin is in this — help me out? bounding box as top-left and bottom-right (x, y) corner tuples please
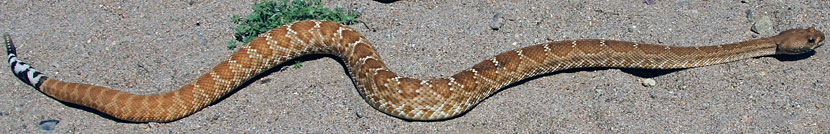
(5, 20), (825, 122)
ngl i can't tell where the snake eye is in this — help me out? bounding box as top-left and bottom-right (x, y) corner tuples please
(807, 38), (816, 43)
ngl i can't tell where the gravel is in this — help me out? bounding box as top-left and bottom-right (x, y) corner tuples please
(1, 0), (828, 133)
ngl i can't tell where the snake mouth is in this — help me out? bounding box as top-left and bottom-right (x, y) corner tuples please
(775, 44), (817, 55)
(811, 41), (825, 52)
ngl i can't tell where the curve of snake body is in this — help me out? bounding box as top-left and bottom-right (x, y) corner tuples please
(5, 20), (826, 122)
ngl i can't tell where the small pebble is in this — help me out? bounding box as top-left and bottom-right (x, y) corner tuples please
(568, 0), (584, 4)
(676, 0), (690, 6)
(489, 13), (504, 30)
(38, 120), (59, 131)
(353, 8), (364, 16)
(628, 25), (638, 33)
(148, 122), (162, 128)
(745, 9), (755, 21)
(740, 115), (753, 123)
(355, 111), (363, 118)
(641, 78), (657, 87)
(644, 0), (656, 5)
(751, 16), (775, 36)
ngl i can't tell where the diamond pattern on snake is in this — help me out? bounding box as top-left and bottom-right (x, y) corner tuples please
(5, 20), (825, 122)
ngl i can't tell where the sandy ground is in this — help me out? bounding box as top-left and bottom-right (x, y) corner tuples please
(1, 0), (828, 133)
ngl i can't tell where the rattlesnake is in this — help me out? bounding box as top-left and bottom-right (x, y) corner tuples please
(5, 20), (825, 122)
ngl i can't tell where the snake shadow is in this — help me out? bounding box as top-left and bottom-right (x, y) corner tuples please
(403, 68), (685, 122)
(411, 50), (816, 122)
(49, 96), (137, 123)
(374, 0), (398, 3)
(50, 50), (815, 123)
(48, 54), (338, 123)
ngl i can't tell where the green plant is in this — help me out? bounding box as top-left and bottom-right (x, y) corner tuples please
(226, 39), (238, 49)
(227, 0), (360, 49)
(292, 61), (303, 69)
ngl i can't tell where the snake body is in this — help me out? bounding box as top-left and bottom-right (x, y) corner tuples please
(5, 20), (825, 122)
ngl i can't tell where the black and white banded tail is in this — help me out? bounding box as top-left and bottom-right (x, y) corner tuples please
(5, 33), (47, 90)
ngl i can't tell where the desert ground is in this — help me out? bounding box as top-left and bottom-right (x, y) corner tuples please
(1, 0), (828, 133)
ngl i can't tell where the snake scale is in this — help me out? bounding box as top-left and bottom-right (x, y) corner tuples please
(5, 20), (825, 122)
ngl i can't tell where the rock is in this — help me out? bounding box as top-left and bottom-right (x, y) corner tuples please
(644, 0), (656, 5)
(745, 9), (755, 23)
(38, 120), (59, 131)
(568, 0), (584, 5)
(676, 0), (690, 6)
(489, 13), (504, 30)
(751, 16), (775, 36)
(641, 78), (657, 87)
(355, 111), (363, 118)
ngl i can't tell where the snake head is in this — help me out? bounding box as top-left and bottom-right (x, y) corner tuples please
(775, 27), (825, 54)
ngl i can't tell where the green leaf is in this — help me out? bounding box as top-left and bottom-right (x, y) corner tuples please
(227, 0), (361, 47)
